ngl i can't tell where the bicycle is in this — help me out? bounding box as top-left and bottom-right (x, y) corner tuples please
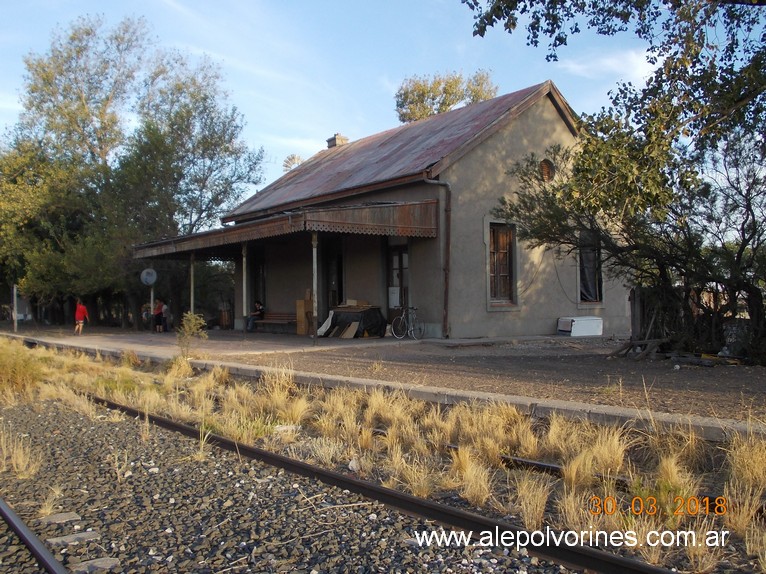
(391, 306), (425, 339)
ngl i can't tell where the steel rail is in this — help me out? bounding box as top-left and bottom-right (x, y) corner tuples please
(0, 496), (68, 574)
(91, 394), (673, 574)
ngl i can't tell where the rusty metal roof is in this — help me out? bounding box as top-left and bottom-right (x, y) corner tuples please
(224, 80), (576, 224)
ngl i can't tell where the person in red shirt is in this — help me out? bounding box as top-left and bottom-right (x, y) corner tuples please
(74, 298), (89, 336)
(154, 299), (164, 333)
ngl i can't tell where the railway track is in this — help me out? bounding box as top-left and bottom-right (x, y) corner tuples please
(0, 496), (68, 573)
(78, 393), (672, 574)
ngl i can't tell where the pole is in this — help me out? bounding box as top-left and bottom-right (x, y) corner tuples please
(190, 252), (196, 314)
(12, 284), (18, 333)
(242, 243), (248, 333)
(312, 232), (319, 346)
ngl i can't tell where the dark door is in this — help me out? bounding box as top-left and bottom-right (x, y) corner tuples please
(387, 246), (408, 321)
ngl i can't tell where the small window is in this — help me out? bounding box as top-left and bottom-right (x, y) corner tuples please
(489, 223), (514, 303)
(579, 230), (603, 303)
(540, 159), (555, 182)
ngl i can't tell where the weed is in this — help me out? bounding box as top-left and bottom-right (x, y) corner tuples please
(624, 513), (667, 565)
(459, 458), (493, 507)
(556, 489), (599, 533)
(727, 432), (766, 490)
(684, 516), (722, 573)
(10, 434), (42, 479)
(397, 455), (439, 498)
(176, 311), (208, 359)
(508, 470), (553, 530)
(38, 486), (63, 518)
(723, 479), (765, 536)
(590, 425), (628, 476)
(543, 413), (588, 460)
(278, 395), (313, 426)
(107, 450), (130, 484)
(745, 524), (766, 571)
(0, 338), (44, 393)
(357, 427), (376, 452)
(120, 350), (141, 368)
(193, 425), (213, 462)
(562, 450), (595, 491)
(305, 436), (347, 466)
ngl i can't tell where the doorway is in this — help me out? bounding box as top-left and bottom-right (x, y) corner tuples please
(387, 244), (408, 321)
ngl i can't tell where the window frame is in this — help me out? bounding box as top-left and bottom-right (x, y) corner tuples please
(485, 217), (519, 310)
(577, 230), (604, 306)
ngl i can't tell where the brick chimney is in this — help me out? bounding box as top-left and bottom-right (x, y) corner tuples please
(326, 133), (349, 148)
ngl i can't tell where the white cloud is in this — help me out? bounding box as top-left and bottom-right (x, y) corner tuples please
(556, 48), (656, 86)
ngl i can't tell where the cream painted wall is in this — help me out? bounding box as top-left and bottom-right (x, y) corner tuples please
(442, 95), (631, 338)
(343, 235), (385, 308)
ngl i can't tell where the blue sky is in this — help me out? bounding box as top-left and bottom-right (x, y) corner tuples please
(0, 0), (653, 186)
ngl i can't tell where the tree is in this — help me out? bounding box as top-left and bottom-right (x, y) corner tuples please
(0, 15), (265, 325)
(138, 53), (264, 235)
(462, 0), (766, 150)
(468, 0), (766, 359)
(494, 132), (766, 362)
(395, 69), (499, 123)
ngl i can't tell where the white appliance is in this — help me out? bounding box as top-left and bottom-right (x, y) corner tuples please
(557, 316), (603, 337)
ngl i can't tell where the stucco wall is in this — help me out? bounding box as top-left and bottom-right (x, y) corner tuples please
(442, 95), (631, 338)
(343, 235), (385, 308)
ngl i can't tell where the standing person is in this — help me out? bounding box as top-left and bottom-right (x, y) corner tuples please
(162, 301), (170, 332)
(74, 298), (89, 336)
(154, 299), (164, 333)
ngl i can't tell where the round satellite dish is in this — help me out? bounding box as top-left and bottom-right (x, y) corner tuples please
(140, 268), (157, 286)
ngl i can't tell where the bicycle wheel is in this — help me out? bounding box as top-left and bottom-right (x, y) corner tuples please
(411, 319), (425, 339)
(391, 315), (407, 339)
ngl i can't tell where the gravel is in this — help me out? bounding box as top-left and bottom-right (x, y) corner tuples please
(0, 401), (576, 573)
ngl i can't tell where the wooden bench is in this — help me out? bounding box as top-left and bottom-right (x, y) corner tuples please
(251, 312), (297, 334)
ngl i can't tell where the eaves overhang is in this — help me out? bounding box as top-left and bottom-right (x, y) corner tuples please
(133, 199), (439, 260)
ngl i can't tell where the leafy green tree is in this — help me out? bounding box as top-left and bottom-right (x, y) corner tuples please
(494, 132), (766, 361)
(462, 0), (765, 150)
(469, 0), (766, 359)
(138, 54), (264, 235)
(0, 15), (264, 325)
(395, 69), (498, 123)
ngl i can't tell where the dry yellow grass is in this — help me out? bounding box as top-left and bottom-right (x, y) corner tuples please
(589, 425), (629, 476)
(684, 516), (723, 573)
(562, 450), (596, 491)
(357, 427), (376, 452)
(556, 489), (601, 533)
(543, 413), (590, 460)
(396, 455), (440, 498)
(459, 458), (493, 506)
(0, 338), (44, 392)
(624, 513), (667, 566)
(509, 417), (539, 459)
(723, 479), (765, 536)
(278, 395), (313, 426)
(727, 432), (766, 490)
(38, 485), (63, 518)
(37, 383), (97, 418)
(508, 470), (553, 530)
(210, 411), (273, 445)
(10, 434), (42, 479)
(745, 524), (766, 573)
